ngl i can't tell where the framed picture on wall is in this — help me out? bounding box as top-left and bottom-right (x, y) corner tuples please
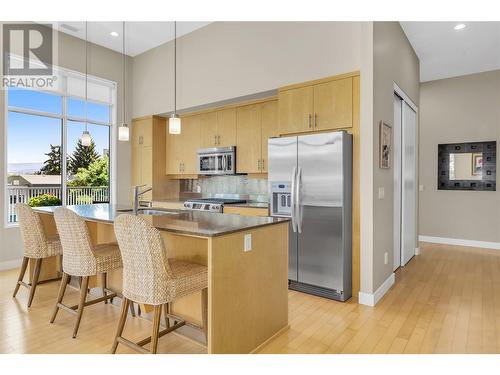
(379, 121), (392, 169)
(472, 152), (483, 176)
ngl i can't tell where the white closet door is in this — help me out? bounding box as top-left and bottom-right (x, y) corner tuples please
(393, 95), (402, 270)
(401, 102), (417, 266)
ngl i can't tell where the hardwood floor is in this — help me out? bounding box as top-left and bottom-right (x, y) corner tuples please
(1, 242), (499, 354)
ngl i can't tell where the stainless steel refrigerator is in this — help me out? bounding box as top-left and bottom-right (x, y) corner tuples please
(268, 131), (352, 301)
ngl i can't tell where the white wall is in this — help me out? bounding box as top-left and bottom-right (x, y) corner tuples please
(0, 25), (133, 265)
(419, 70), (500, 243)
(132, 22), (363, 117)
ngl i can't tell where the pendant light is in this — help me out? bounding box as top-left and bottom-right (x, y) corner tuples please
(118, 21), (129, 141)
(169, 21), (181, 135)
(80, 21), (91, 147)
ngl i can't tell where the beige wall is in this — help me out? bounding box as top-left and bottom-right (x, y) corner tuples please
(132, 22), (363, 117)
(419, 70), (500, 243)
(0, 25), (133, 264)
(370, 22), (419, 292)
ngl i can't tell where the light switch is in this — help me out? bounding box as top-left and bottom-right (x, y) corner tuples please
(419, 184), (424, 192)
(244, 234), (252, 252)
(378, 187), (385, 200)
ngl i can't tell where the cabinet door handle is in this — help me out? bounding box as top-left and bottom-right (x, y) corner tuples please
(217, 135), (221, 145)
(139, 136), (143, 145)
(314, 113), (317, 129)
(258, 159), (261, 171)
(308, 114), (312, 128)
(214, 135), (217, 145)
(261, 159), (265, 171)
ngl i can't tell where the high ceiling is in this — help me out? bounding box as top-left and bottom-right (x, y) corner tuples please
(54, 21), (212, 57)
(400, 21), (500, 82)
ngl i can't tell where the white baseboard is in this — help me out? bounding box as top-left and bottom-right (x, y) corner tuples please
(358, 272), (395, 307)
(419, 235), (500, 250)
(0, 258), (22, 271)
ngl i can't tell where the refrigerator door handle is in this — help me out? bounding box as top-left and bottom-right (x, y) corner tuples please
(296, 166), (303, 233)
(290, 166), (297, 233)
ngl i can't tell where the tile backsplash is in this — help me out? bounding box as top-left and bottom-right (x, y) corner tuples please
(180, 176), (268, 202)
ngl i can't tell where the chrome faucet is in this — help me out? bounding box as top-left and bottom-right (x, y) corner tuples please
(133, 184), (153, 215)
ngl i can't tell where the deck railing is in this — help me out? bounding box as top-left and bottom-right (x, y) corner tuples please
(6, 186), (109, 224)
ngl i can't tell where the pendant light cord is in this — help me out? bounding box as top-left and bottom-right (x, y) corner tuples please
(123, 21), (126, 125)
(174, 21), (177, 116)
(85, 21), (88, 133)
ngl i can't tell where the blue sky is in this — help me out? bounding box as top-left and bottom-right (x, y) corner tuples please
(7, 88), (110, 168)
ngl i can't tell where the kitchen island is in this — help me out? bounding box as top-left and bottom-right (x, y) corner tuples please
(33, 204), (289, 354)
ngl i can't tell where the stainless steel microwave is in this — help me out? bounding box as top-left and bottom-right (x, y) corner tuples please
(197, 146), (236, 175)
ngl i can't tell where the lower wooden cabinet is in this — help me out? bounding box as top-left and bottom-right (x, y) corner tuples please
(223, 206), (269, 217)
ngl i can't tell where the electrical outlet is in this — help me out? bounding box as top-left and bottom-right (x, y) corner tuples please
(378, 187), (385, 200)
(384, 252), (388, 265)
(244, 234), (252, 252)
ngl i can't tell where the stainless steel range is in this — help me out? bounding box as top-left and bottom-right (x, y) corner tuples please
(183, 195), (248, 213)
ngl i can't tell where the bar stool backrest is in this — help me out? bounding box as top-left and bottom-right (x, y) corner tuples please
(16, 203), (48, 259)
(114, 214), (173, 305)
(54, 207), (96, 276)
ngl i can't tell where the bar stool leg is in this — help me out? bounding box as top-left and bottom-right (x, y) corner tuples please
(13, 256), (29, 298)
(50, 272), (70, 323)
(163, 303), (170, 328)
(129, 302), (136, 317)
(27, 258), (43, 308)
(100, 273), (107, 304)
(201, 288), (208, 342)
(72, 276), (89, 338)
(111, 298), (129, 354)
(150, 305), (162, 354)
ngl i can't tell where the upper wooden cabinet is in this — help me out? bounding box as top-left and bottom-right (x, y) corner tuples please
(216, 108), (237, 147)
(278, 74), (356, 135)
(237, 104), (262, 174)
(278, 86), (313, 135)
(260, 100), (279, 173)
(236, 100), (278, 174)
(199, 112), (218, 148)
(199, 108), (237, 148)
(166, 114), (200, 175)
(313, 78), (353, 131)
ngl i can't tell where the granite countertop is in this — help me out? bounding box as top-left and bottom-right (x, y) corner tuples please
(34, 204), (287, 238)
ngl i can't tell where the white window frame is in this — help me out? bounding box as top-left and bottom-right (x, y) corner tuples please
(3, 64), (117, 228)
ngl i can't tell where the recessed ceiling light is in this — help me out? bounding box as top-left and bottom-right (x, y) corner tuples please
(454, 23), (466, 31)
(110, 31), (119, 37)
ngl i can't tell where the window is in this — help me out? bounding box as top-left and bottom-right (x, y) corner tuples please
(5, 67), (116, 225)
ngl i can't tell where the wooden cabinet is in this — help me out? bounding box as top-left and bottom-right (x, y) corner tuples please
(260, 100), (279, 173)
(200, 109), (237, 148)
(236, 104), (262, 174)
(131, 116), (170, 201)
(166, 114), (200, 175)
(278, 75), (354, 135)
(223, 206), (269, 217)
(313, 77), (353, 131)
(216, 108), (237, 147)
(278, 86), (313, 135)
(200, 112), (218, 148)
(236, 100), (278, 174)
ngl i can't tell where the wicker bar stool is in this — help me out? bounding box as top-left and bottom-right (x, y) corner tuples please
(13, 203), (63, 308)
(111, 214), (208, 354)
(51, 207), (124, 338)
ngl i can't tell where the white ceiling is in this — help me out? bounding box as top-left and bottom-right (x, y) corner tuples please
(400, 22), (500, 82)
(54, 22), (212, 57)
